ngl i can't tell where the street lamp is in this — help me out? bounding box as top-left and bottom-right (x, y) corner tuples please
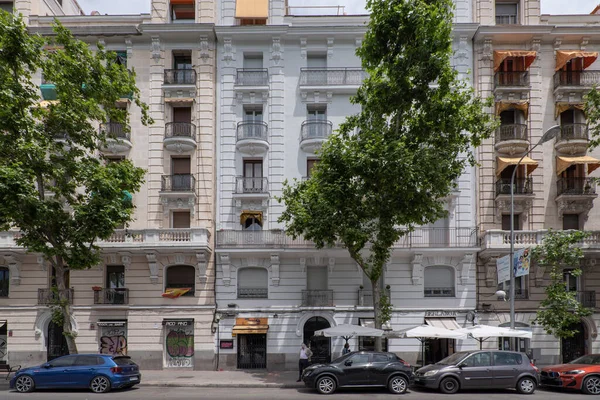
(508, 125), (561, 348)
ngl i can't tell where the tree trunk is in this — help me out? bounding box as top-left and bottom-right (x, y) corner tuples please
(372, 277), (382, 352)
(53, 257), (78, 354)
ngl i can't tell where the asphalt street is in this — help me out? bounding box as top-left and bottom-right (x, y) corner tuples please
(0, 386), (589, 400)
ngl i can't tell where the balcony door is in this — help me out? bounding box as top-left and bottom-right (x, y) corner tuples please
(306, 54), (327, 85)
(173, 53), (192, 70)
(243, 160), (263, 193)
(307, 106), (327, 138)
(47, 321), (68, 361)
(563, 269), (580, 293)
(498, 58), (525, 85)
(172, 157), (191, 191)
(563, 58), (584, 86)
(106, 265), (126, 305)
(244, 107), (263, 138)
(172, 107), (192, 137)
(243, 54), (263, 69)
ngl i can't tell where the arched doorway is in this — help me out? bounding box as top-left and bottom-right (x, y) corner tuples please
(303, 317), (331, 364)
(562, 321), (587, 363)
(47, 321), (68, 361)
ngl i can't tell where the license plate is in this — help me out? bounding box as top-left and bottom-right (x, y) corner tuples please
(130, 377), (138, 381)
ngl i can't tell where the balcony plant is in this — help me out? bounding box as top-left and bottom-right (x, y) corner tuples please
(0, 13), (150, 354)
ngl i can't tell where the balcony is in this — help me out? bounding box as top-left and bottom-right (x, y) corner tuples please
(302, 289), (333, 307)
(161, 174), (195, 192)
(494, 71), (530, 88)
(93, 288), (129, 305)
(299, 68), (366, 95)
(554, 71), (600, 102)
(577, 291), (596, 308)
(480, 229), (600, 255)
(236, 121), (269, 155)
(358, 288), (391, 307)
(495, 178), (534, 197)
(238, 288), (268, 299)
(216, 227), (479, 249)
(233, 177), (269, 204)
(235, 69), (269, 88)
(300, 120), (333, 153)
(38, 288), (74, 305)
(555, 124), (589, 155)
(162, 69), (197, 103)
(494, 124), (529, 155)
(99, 123), (132, 154)
(424, 287), (456, 297)
(164, 122), (197, 153)
(557, 177), (596, 196)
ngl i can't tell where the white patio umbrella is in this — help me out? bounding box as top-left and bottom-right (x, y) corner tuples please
(389, 325), (467, 367)
(314, 324), (384, 344)
(457, 324), (532, 350)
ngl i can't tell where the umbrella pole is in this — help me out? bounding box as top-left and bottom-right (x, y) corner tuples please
(421, 338), (425, 368)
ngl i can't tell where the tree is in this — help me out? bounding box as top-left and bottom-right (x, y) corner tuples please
(0, 12), (150, 353)
(278, 0), (495, 349)
(533, 230), (592, 356)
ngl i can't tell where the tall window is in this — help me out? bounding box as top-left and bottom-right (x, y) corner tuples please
(564, 269), (579, 292)
(243, 160), (263, 193)
(171, 0), (195, 22)
(237, 268), (268, 298)
(307, 266), (328, 291)
(172, 211), (191, 229)
(498, 276), (527, 299)
(306, 105), (327, 138)
(171, 157), (192, 190)
(0, 2), (13, 12)
(495, 2), (519, 25)
(173, 52), (192, 70)
(0, 267), (8, 297)
(243, 54), (263, 69)
(424, 266), (455, 297)
(502, 213), (520, 231)
(563, 214), (580, 230)
(165, 265), (195, 296)
(307, 159), (319, 178)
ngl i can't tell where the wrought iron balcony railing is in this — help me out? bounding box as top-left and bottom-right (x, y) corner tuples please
(238, 288), (268, 299)
(494, 71), (529, 87)
(496, 178), (533, 196)
(236, 121), (268, 142)
(495, 124), (528, 143)
(100, 123), (130, 140)
(300, 120), (333, 141)
(577, 291), (596, 308)
(235, 69), (269, 86)
(557, 177), (597, 196)
(301, 289), (333, 307)
(557, 123), (589, 141)
(299, 68), (366, 86)
(235, 177), (268, 194)
(554, 70), (600, 89)
(161, 174), (196, 192)
(38, 288), (74, 305)
(93, 288), (129, 305)
(164, 69), (197, 85)
(165, 122), (196, 140)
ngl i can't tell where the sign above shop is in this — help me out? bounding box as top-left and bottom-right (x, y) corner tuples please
(97, 321), (127, 327)
(162, 319), (194, 327)
(425, 311), (458, 318)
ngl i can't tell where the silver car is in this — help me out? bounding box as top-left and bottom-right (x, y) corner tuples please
(414, 350), (539, 394)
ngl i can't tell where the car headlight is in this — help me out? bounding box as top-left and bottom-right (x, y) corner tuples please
(303, 370), (313, 377)
(563, 370), (584, 375)
(423, 370), (439, 377)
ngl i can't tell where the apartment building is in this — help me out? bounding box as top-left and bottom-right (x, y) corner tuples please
(213, 0), (481, 370)
(0, 0), (217, 370)
(0, 0), (84, 20)
(474, 0), (600, 365)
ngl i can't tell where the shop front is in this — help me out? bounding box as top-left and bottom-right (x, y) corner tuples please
(97, 320), (127, 356)
(163, 319), (194, 368)
(232, 318), (268, 369)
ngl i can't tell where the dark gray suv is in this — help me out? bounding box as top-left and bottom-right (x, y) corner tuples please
(414, 350), (539, 394)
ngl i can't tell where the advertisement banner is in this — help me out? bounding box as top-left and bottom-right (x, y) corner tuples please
(514, 247), (531, 278)
(497, 254), (510, 283)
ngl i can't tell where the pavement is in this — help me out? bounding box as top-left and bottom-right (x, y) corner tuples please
(139, 369), (303, 388)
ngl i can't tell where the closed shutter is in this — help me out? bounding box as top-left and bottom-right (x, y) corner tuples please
(307, 266), (327, 290)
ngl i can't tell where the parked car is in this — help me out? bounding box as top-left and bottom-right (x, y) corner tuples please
(301, 351), (413, 395)
(10, 354), (140, 393)
(541, 354), (600, 394)
(414, 350), (539, 394)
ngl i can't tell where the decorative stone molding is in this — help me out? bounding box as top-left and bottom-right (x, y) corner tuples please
(581, 37), (590, 51)
(121, 254), (132, 272)
(411, 253), (423, 285)
(220, 254), (231, 286)
(196, 252), (207, 281)
(161, 196), (196, 218)
(482, 38), (493, 61)
(355, 37), (362, 48)
(461, 253), (474, 285)
(223, 38), (234, 65)
(270, 254), (280, 286)
(199, 36), (210, 63)
(4, 254), (21, 286)
(556, 198), (595, 221)
(125, 39), (133, 65)
(299, 257), (306, 273)
(327, 38), (334, 58)
(300, 38), (307, 59)
(174, 254), (186, 265)
(151, 36), (161, 62)
(271, 37), (282, 66)
(37, 256), (47, 272)
(456, 36), (469, 61)
(146, 253), (160, 284)
(531, 38), (541, 59)
(496, 198), (533, 221)
(485, 263), (497, 288)
(328, 258), (335, 274)
(234, 198), (269, 211)
(554, 38), (562, 52)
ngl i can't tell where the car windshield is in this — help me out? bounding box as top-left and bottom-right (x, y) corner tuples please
(569, 355), (600, 365)
(436, 352), (469, 365)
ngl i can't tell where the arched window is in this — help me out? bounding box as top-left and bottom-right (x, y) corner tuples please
(0, 267), (8, 297)
(237, 268), (268, 298)
(165, 265), (195, 296)
(424, 266), (455, 297)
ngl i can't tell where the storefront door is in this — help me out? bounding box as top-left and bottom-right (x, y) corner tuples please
(303, 317), (331, 364)
(47, 321), (68, 361)
(237, 334), (267, 369)
(562, 322), (586, 363)
(164, 319), (194, 368)
(98, 321), (127, 355)
(425, 338), (455, 365)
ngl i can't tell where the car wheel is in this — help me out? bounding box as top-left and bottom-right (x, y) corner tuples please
(516, 377), (536, 394)
(439, 377), (460, 394)
(582, 376), (600, 395)
(90, 375), (111, 393)
(14, 375), (35, 393)
(388, 375), (408, 394)
(316, 376), (337, 395)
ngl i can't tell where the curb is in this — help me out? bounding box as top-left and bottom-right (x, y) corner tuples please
(141, 382), (303, 389)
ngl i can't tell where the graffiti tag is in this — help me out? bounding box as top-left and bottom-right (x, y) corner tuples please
(166, 330), (194, 358)
(100, 335), (127, 356)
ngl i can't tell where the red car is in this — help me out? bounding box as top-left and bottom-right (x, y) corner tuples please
(541, 354), (600, 394)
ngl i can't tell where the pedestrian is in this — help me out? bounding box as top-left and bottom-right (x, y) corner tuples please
(297, 342), (312, 382)
(342, 342), (351, 355)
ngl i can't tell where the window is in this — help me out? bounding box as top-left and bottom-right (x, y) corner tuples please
(306, 105), (328, 138)
(106, 266), (125, 289)
(563, 214), (580, 230)
(564, 269), (579, 292)
(115, 51), (127, 66)
(347, 354), (370, 365)
(493, 352), (522, 366)
(241, 211), (263, 231)
(498, 276), (527, 299)
(307, 266), (328, 291)
(0, 2), (13, 12)
(171, 0), (194, 22)
(165, 265), (195, 296)
(172, 211), (191, 228)
(372, 354), (391, 363)
(171, 157), (192, 191)
(243, 54), (263, 69)
(173, 107), (192, 124)
(502, 214), (520, 231)
(243, 160), (264, 193)
(307, 159), (319, 178)
(307, 54), (327, 68)
(235, 0), (268, 24)
(173, 52), (192, 70)
(244, 106), (263, 122)
(424, 266), (455, 297)
(495, 2), (519, 25)
(105, 156), (125, 164)
(499, 109), (517, 125)
(0, 267), (8, 297)
(74, 355), (104, 366)
(498, 323), (531, 355)
(462, 352), (491, 367)
(237, 268), (268, 298)
(49, 355), (77, 367)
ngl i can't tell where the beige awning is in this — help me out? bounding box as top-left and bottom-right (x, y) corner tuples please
(495, 101), (529, 119)
(555, 50), (599, 71)
(497, 157), (539, 176)
(555, 102), (586, 119)
(493, 50), (537, 72)
(240, 210), (263, 225)
(556, 156), (600, 175)
(425, 318), (460, 330)
(235, 0), (268, 18)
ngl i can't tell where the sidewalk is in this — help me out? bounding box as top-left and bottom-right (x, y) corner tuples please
(140, 369), (304, 388)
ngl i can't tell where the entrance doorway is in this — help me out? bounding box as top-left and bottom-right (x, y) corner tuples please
(237, 334), (266, 369)
(47, 321), (68, 361)
(303, 317), (331, 364)
(425, 338), (455, 365)
(562, 322), (586, 363)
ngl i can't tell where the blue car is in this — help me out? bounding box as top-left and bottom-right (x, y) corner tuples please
(10, 354), (141, 393)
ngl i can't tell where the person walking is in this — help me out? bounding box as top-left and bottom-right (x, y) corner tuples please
(342, 342), (351, 355)
(297, 343), (312, 382)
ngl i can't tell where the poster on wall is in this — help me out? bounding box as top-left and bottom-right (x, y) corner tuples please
(496, 254), (510, 283)
(97, 321), (127, 356)
(514, 248), (531, 278)
(163, 319), (194, 368)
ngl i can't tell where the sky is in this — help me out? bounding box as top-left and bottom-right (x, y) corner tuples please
(76, 0), (600, 16)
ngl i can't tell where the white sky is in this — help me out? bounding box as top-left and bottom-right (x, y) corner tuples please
(76, 0), (600, 16)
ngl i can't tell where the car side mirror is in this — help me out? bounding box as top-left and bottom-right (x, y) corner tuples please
(42, 363), (52, 368)
(344, 360), (353, 366)
(457, 363), (466, 369)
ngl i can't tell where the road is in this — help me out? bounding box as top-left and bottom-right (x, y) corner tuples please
(0, 386), (587, 400)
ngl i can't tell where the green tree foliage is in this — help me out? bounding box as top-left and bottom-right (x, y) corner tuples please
(0, 12), (150, 353)
(278, 0), (495, 349)
(533, 230), (592, 340)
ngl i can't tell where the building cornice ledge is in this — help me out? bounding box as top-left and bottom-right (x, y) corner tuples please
(474, 25), (553, 41)
(140, 23), (215, 35)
